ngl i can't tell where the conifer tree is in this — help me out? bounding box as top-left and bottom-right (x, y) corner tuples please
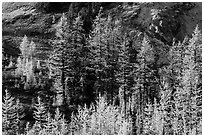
(181, 26), (202, 134)
(43, 111), (54, 134)
(2, 90), (25, 135)
(161, 26), (202, 135)
(116, 33), (130, 117)
(49, 13), (72, 105)
(88, 7), (107, 98)
(52, 107), (67, 134)
(15, 98), (25, 134)
(160, 41), (183, 135)
(49, 13), (86, 105)
(2, 89), (17, 134)
(15, 56), (23, 76)
(66, 15), (87, 104)
(143, 103), (154, 134)
(132, 36), (156, 134)
(151, 99), (164, 135)
(16, 35), (36, 89)
(29, 41), (36, 57)
(20, 35), (30, 58)
(25, 122), (31, 135)
(29, 121), (43, 135)
(102, 17), (122, 104)
(88, 11), (125, 104)
(33, 96), (48, 124)
(69, 96), (132, 135)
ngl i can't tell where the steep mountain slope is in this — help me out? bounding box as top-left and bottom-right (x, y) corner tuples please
(2, 3), (202, 134)
(2, 2), (202, 61)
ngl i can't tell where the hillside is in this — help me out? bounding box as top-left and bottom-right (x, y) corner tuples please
(2, 2), (202, 58)
(2, 2), (202, 135)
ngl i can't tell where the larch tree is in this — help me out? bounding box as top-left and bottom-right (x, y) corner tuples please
(16, 36), (37, 89)
(29, 41), (36, 58)
(15, 56), (23, 76)
(16, 35), (29, 77)
(19, 35), (30, 59)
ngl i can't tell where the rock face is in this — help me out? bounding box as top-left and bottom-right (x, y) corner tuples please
(2, 2), (202, 61)
(122, 2), (202, 44)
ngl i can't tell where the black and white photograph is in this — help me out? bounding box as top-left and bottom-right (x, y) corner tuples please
(2, 1), (202, 135)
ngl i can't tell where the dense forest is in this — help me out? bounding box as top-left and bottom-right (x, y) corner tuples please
(2, 2), (202, 135)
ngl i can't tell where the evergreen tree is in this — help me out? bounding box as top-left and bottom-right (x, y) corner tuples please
(160, 41), (183, 135)
(52, 107), (67, 134)
(66, 15), (87, 105)
(42, 111), (54, 134)
(49, 13), (72, 105)
(2, 90), (25, 134)
(15, 98), (25, 134)
(132, 36), (156, 134)
(29, 121), (43, 135)
(25, 122), (31, 135)
(88, 7), (107, 98)
(49, 13), (86, 106)
(88, 11), (124, 104)
(102, 17), (122, 104)
(161, 26), (202, 135)
(151, 99), (164, 135)
(115, 32), (130, 117)
(181, 26), (202, 134)
(2, 89), (17, 134)
(33, 96), (48, 124)
(29, 96), (49, 135)
(143, 103), (154, 134)
(70, 96), (132, 135)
